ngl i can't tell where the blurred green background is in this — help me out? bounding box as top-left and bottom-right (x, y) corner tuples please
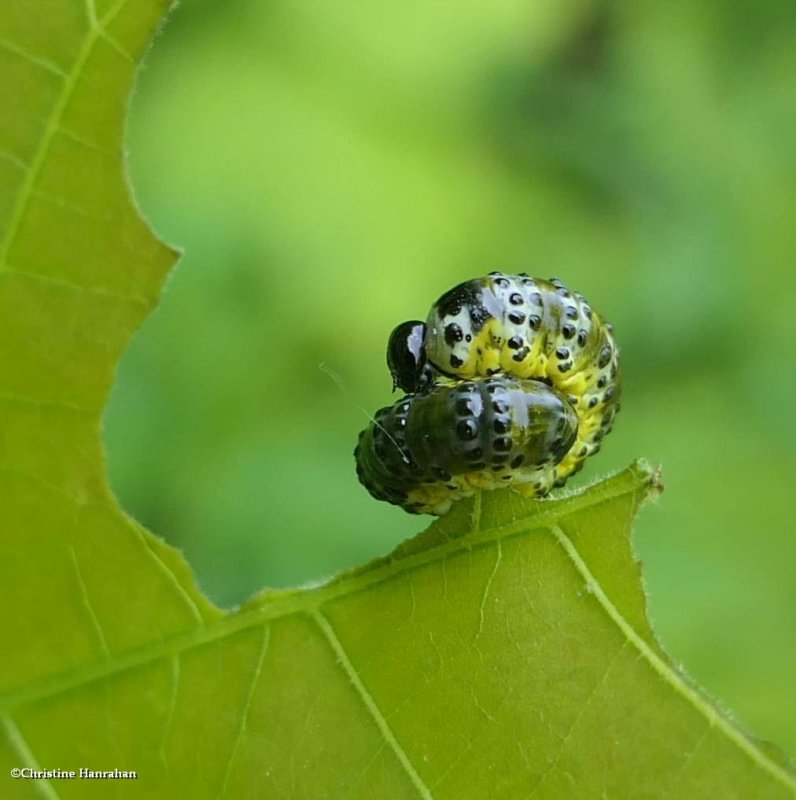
(105, 0), (796, 757)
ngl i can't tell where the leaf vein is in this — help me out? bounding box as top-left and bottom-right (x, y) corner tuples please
(132, 519), (205, 625)
(549, 523), (796, 793)
(57, 125), (118, 158)
(667, 719), (714, 795)
(220, 626), (270, 797)
(0, 148), (28, 171)
(0, 467), (86, 505)
(0, 0), (131, 271)
(476, 538), (502, 640)
(2, 266), (149, 307)
(1, 715), (62, 800)
(158, 655), (180, 772)
(470, 488), (482, 533)
(97, 29), (134, 63)
(0, 391), (95, 415)
(311, 610), (434, 800)
(84, 0), (98, 27)
(68, 544), (111, 657)
(31, 187), (123, 223)
(525, 639), (629, 799)
(0, 37), (68, 79)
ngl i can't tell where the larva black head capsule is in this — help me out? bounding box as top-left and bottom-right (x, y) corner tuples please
(386, 320), (433, 393)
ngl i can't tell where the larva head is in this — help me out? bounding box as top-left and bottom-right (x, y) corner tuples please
(386, 320), (433, 393)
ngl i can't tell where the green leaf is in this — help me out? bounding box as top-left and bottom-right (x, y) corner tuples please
(1, 2), (794, 799)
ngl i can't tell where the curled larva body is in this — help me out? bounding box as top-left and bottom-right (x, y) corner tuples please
(387, 273), (621, 486)
(355, 376), (578, 515)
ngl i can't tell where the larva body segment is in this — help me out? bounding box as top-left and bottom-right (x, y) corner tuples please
(355, 376), (578, 515)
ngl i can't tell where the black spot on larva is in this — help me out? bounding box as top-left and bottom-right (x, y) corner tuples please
(549, 277), (563, 287)
(512, 346), (530, 363)
(511, 454), (525, 469)
(598, 345), (612, 368)
(509, 292), (523, 306)
(605, 323), (614, 333)
(588, 397), (599, 409)
(583, 305), (592, 319)
(433, 467), (452, 481)
(577, 330), (588, 347)
(436, 281), (491, 328)
(444, 323), (464, 345)
(567, 394), (578, 406)
(561, 323), (576, 340)
(521, 277), (535, 286)
(494, 277), (509, 288)
(555, 347), (570, 360)
(396, 417), (407, 428)
(556, 287), (571, 298)
(508, 311), (525, 325)
(450, 354), (464, 368)
(528, 314), (541, 330)
(502, 475), (512, 481)
(466, 447), (484, 461)
(465, 334), (472, 342)
(610, 363), (618, 378)
(604, 386), (615, 402)
(508, 335), (523, 350)
(456, 419), (478, 440)
(456, 397), (474, 416)
(558, 362), (572, 373)
(579, 446), (588, 457)
(461, 382), (476, 392)
(488, 270), (502, 276)
(486, 367), (499, 376)
(565, 306), (578, 320)
(538, 376), (553, 387)
(493, 418), (511, 434)
(597, 375), (607, 389)
(493, 437), (512, 452)
(492, 399), (509, 414)
(530, 292), (542, 306)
